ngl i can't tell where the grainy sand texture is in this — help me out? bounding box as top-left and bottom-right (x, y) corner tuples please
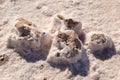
(0, 0), (120, 80)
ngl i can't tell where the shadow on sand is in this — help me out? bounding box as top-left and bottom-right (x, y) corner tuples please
(93, 47), (116, 61)
(15, 50), (47, 62)
(48, 59), (89, 77)
(7, 43), (47, 62)
(7, 37), (49, 62)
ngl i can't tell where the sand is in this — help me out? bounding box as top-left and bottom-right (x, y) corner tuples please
(0, 0), (120, 80)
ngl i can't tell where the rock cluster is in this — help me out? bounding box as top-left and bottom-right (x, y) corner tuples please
(7, 14), (116, 67)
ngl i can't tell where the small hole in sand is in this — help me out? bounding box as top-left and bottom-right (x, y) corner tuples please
(0, 57), (4, 61)
(40, 64), (44, 69)
(43, 78), (47, 80)
(56, 52), (60, 57)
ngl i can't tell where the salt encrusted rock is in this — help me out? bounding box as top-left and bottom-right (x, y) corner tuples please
(8, 17), (52, 54)
(47, 30), (87, 64)
(14, 17), (37, 37)
(49, 14), (85, 44)
(87, 32), (116, 54)
(48, 14), (64, 35)
(14, 17), (43, 50)
(8, 32), (52, 55)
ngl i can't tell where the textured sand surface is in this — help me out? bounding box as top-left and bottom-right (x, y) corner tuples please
(0, 0), (120, 80)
